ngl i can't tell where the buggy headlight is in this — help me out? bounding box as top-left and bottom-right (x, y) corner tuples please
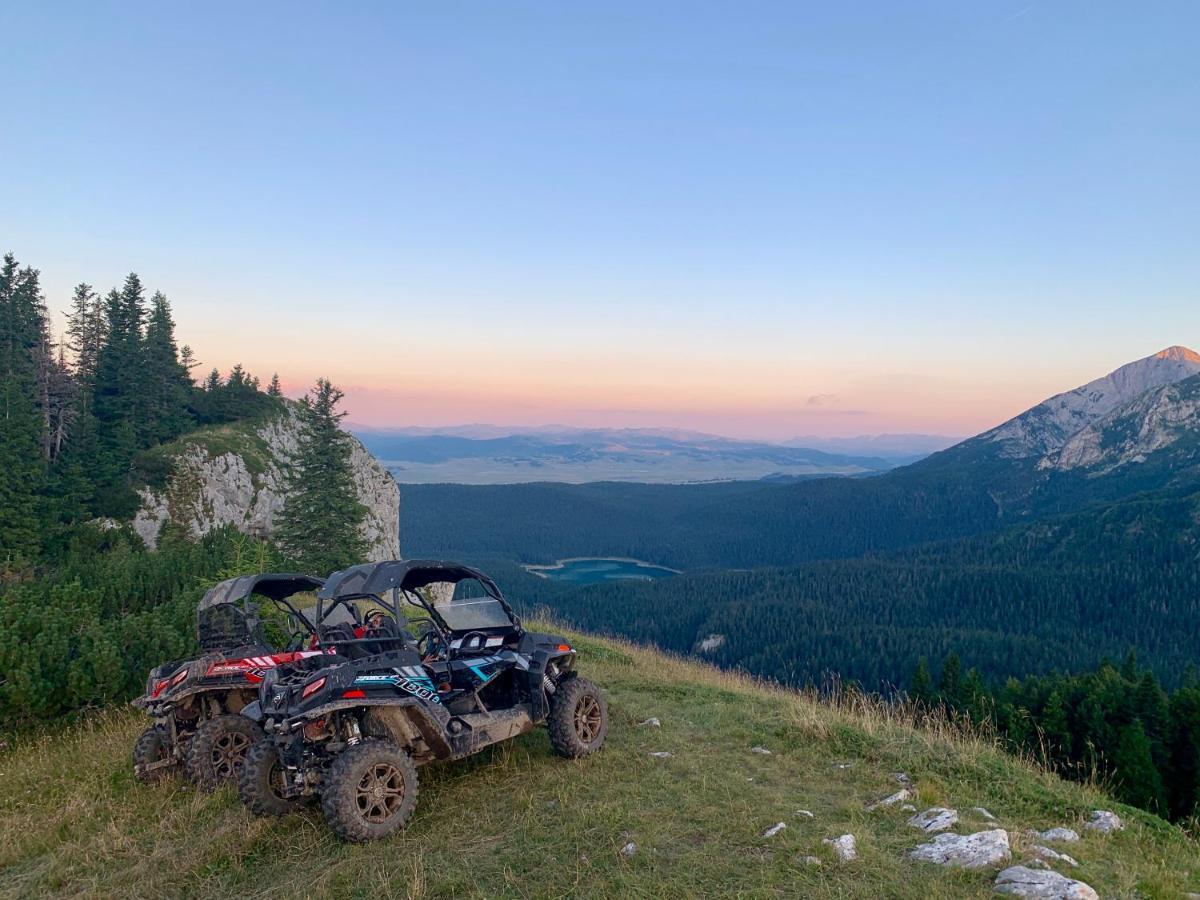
(301, 676), (327, 699)
(170, 668), (189, 686)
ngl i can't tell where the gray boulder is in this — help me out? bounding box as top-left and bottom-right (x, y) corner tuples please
(823, 834), (858, 862)
(994, 865), (1098, 899)
(907, 829), (1011, 868)
(1034, 827), (1080, 844)
(865, 788), (913, 811)
(1031, 845), (1079, 868)
(1084, 810), (1123, 833)
(907, 807), (958, 833)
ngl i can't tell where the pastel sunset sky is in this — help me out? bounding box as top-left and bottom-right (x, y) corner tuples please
(5, 2), (1197, 440)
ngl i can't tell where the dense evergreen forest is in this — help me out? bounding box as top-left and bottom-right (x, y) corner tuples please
(402, 425), (1200, 572)
(0, 252), (362, 726)
(482, 487), (1200, 690)
(913, 652), (1200, 823)
(0, 252), (284, 568)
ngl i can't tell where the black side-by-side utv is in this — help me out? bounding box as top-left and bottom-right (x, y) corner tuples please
(238, 559), (608, 842)
(131, 573), (325, 788)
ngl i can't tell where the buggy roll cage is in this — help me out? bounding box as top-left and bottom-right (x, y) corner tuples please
(315, 559), (522, 655)
(196, 573), (325, 652)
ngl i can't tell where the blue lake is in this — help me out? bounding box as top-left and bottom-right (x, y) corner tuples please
(525, 557), (680, 585)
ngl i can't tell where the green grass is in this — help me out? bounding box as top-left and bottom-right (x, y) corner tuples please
(1, 632), (1197, 899)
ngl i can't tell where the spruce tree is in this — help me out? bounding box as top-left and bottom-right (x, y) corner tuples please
(143, 292), (193, 443)
(1113, 720), (1166, 813)
(274, 379), (368, 573)
(938, 652), (963, 707)
(0, 254), (49, 564)
(91, 276), (148, 515)
(910, 657), (934, 707)
(64, 283), (106, 380)
(267, 373), (282, 397)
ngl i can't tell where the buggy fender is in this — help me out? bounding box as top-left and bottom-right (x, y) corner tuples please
(241, 700), (264, 723)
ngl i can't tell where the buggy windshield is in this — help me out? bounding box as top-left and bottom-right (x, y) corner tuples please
(436, 596), (515, 632)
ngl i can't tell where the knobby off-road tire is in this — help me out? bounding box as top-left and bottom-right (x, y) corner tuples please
(548, 677), (608, 758)
(133, 725), (175, 783)
(321, 739), (419, 843)
(238, 739), (307, 817)
(185, 714), (264, 790)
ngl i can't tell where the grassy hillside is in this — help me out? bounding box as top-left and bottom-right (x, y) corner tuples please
(2, 632), (1196, 899)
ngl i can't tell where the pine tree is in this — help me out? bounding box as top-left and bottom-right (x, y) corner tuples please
(1112, 720), (1166, 813)
(142, 292), (193, 443)
(938, 652), (962, 707)
(64, 283), (106, 380)
(274, 379), (368, 573)
(267, 373), (282, 397)
(0, 254), (49, 565)
(910, 656), (935, 707)
(1040, 689), (1072, 762)
(91, 276), (148, 516)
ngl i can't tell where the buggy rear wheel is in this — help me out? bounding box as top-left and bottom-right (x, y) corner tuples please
(548, 677), (608, 758)
(238, 739), (307, 817)
(133, 725), (176, 783)
(185, 714), (263, 790)
(321, 740), (419, 842)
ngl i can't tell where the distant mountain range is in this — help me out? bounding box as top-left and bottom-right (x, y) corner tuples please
(352, 425), (928, 484)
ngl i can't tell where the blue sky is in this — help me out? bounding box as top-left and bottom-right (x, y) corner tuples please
(3, 1), (1197, 438)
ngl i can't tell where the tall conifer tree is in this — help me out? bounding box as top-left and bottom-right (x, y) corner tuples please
(275, 379), (368, 573)
(0, 254), (49, 564)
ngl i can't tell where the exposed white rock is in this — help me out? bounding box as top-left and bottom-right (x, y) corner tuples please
(749, 745), (772, 755)
(1042, 375), (1200, 473)
(1031, 845), (1078, 868)
(971, 806), (998, 821)
(900, 803), (917, 812)
(637, 717), (661, 728)
(866, 788), (913, 811)
(994, 865), (1098, 899)
(907, 807), (958, 833)
(619, 842), (637, 858)
(907, 829), (1011, 868)
(984, 346), (1200, 458)
(762, 822), (786, 838)
(797, 809), (815, 818)
(1034, 828), (1080, 844)
(132, 406), (400, 560)
(797, 855), (822, 866)
(648, 751), (672, 759)
(892, 771), (913, 786)
(1084, 810), (1123, 833)
(696, 634), (726, 653)
(823, 834), (857, 862)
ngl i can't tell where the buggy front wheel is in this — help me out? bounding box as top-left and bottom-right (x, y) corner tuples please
(548, 677), (608, 758)
(321, 740), (419, 842)
(185, 714), (263, 790)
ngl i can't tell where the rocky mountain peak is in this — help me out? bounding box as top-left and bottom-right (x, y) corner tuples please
(1153, 345), (1200, 363)
(982, 347), (1200, 457)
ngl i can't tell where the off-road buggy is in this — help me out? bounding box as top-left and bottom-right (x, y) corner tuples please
(131, 573), (325, 788)
(238, 559), (608, 842)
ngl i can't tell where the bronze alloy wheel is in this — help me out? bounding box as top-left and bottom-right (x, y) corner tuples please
(211, 730), (253, 780)
(355, 762), (407, 823)
(548, 677), (609, 758)
(574, 693), (604, 743)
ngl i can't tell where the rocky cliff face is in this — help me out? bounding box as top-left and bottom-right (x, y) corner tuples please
(132, 407), (400, 560)
(1042, 373), (1200, 474)
(983, 346), (1200, 458)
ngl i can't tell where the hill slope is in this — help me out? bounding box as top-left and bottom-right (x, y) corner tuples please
(2, 632), (1195, 899)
